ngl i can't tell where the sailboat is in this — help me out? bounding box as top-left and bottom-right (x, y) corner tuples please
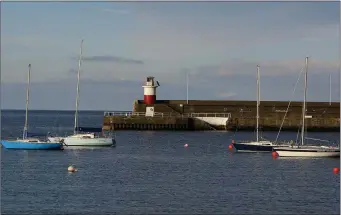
(47, 39), (115, 147)
(1, 64), (63, 150)
(233, 65), (287, 152)
(273, 57), (340, 157)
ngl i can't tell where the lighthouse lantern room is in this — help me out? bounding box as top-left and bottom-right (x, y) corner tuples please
(142, 76), (160, 105)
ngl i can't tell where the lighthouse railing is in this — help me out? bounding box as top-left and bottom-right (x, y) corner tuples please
(103, 111), (231, 118)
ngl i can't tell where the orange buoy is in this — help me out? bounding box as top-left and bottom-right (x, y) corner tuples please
(272, 151), (278, 158)
(184, 143), (188, 148)
(231, 139), (235, 144)
(333, 167), (339, 174)
(228, 144), (233, 150)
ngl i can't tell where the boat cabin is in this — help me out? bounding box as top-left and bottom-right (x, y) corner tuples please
(21, 138), (41, 143)
(70, 133), (96, 139)
(74, 127), (103, 138)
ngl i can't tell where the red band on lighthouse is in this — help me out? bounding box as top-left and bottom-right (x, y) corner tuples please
(144, 95), (156, 104)
(142, 76), (159, 105)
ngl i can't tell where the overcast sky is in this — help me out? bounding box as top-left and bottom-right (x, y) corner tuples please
(1, 1), (340, 110)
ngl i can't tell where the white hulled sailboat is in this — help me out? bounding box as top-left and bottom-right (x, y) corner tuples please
(273, 57), (339, 157)
(48, 39), (115, 147)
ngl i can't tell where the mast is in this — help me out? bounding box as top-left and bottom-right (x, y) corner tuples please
(186, 70), (189, 104)
(329, 73), (331, 106)
(74, 39), (84, 134)
(23, 64), (31, 139)
(256, 65), (260, 142)
(301, 57), (308, 146)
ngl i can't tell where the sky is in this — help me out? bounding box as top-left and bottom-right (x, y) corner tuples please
(1, 1), (340, 111)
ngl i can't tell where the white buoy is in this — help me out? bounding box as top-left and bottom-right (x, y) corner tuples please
(184, 143), (189, 148)
(68, 165), (77, 173)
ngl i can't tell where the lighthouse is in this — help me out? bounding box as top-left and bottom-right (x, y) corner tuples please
(142, 76), (159, 105)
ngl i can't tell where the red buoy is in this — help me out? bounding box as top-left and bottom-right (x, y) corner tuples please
(184, 143), (188, 148)
(228, 144), (233, 150)
(333, 167), (339, 174)
(272, 151), (278, 158)
(231, 140), (235, 144)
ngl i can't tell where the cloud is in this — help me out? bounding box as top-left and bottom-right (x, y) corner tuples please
(80, 55), (144, 64)
(193, 59), (339, 77)
(2, 71), (339, 111)
(121, 2), (339, 63)
(101, 8), (130, 15)
(1, 1), (338, 98)
(216, 92), (237, 99)
(59, 58), (340, 88)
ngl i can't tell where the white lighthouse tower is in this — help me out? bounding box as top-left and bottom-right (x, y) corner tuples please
(142, 76), (159, 105)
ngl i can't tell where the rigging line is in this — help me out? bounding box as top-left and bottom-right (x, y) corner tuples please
(275, 68), (304, 143)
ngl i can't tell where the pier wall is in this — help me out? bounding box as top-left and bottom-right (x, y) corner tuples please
(102, 112), (222, 131)
(102, 100), (340, 131)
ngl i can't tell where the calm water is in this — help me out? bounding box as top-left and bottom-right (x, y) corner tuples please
(1, 110), (340, 214)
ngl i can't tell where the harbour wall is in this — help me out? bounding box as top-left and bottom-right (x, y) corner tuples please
(102, 100), (340, 131)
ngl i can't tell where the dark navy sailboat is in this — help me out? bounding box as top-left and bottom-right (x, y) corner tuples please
(233, 65), (283, 152)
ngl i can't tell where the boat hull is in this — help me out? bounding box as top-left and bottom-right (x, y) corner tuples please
(233, 141), (291, 152)
(233, 142), (273, 152)
(48, 137), (115, 147)
(1, 140), (63, 150)
(274, 147), (340, 157)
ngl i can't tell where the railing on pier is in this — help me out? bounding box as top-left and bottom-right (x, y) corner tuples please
(190, 113), (231, 118)
(103, 111), (231, 118)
